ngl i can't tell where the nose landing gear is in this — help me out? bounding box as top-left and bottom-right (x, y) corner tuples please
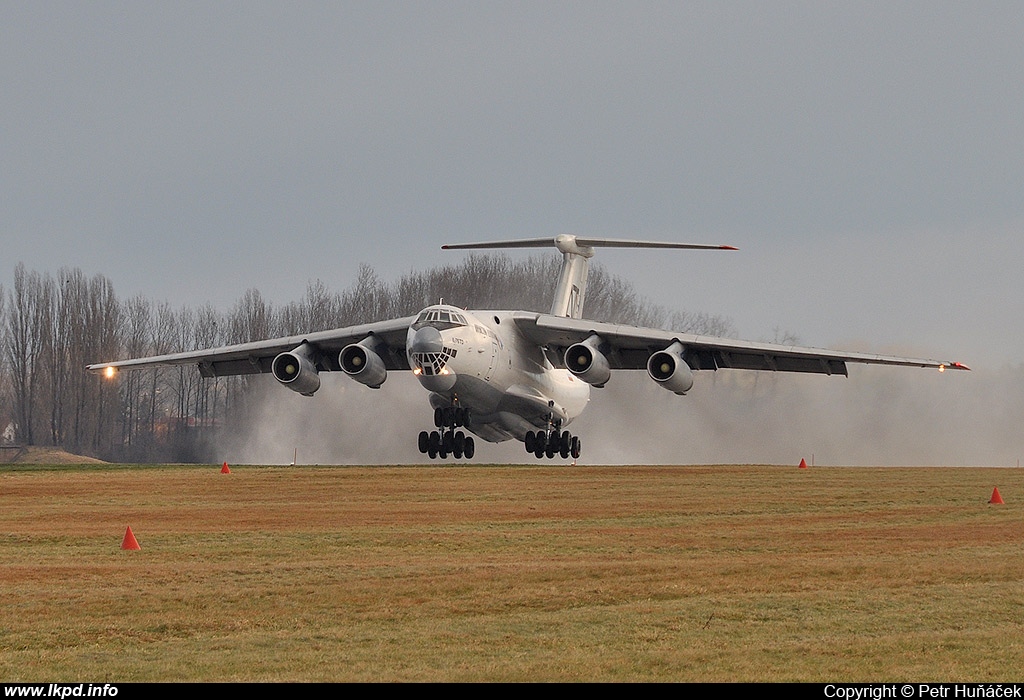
(418, 404), (475, 460)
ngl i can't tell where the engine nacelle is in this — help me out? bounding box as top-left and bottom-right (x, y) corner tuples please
(564, 334), (611, 387)
(339, 338), (388, 389)
(647, 341), (694, 395)
(272, 343), (321, 396)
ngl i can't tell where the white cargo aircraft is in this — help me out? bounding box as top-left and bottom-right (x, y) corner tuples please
(88, 236), (968, 460)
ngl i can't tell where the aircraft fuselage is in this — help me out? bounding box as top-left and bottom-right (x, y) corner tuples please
(406, 305), (590, 444)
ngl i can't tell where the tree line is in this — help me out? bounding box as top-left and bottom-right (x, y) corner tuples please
(0, 255), (735, 462)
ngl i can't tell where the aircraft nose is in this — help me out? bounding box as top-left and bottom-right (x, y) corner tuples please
(409, 325), (458, 391)
(410, 326), (443, 354)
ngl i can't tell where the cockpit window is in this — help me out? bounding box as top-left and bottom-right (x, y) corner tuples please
(412, 308), (468, 331)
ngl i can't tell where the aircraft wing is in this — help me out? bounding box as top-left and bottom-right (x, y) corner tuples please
(511, 312), (969, 375)
(86, 316), (416, 377)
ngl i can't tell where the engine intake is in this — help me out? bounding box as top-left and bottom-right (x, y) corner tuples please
(647, 341), (694, 395)
(564, 334), (611, 387)
(339, 338), (388, 388)
(272, 343), (321, 396)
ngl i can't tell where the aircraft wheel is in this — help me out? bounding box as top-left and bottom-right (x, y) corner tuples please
(429, 431), (440, 452)
(442, 430), (453, 454)
(453, 431), (466, 458)
(418, 431), (430, 454)
(434, 408), (444, 428)
(559, 431), (571, 458)
(464, 436), (475, 459)
(571, 437), (581, 459)
(524, 431), (536, 452)
(427, 445), (438, 459)
(534, 441), (545, 459)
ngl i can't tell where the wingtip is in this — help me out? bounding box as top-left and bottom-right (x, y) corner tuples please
(939, 361), (971, 372)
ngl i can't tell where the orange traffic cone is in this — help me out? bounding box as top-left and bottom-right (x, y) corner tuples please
(989, 487), (1004, 504)
(221, 462), (230, 474)
(121, 526), (141, 550)
(798, 458), (808, 469)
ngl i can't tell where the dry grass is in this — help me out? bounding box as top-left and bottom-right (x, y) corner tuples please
(0, 446), (108, 465)
(0, 463), (1021, 682)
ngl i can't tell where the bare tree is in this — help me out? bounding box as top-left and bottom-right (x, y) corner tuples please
(6, 265), (53, 445)
(666, 310), (737, 338)
(191, 303), (225, 438)
(0, 284), (9, 442)
(83, 273), (121, 453)
(229, 289), (273, 343)
(337, 265), (389, 325)
(119, 295), (152, 448)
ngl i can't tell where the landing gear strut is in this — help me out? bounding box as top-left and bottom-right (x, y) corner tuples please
(523, 418), (581, 460)
(418, 404), (475, 460)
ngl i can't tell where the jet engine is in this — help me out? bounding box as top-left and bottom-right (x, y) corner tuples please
(564, 334), (611, 387)
(339, 338), (388, 388)
(647, 341), (694, 395)
(272, 342), (321, 396)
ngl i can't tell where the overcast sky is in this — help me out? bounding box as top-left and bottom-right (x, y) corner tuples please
(3, 1), (1022, 374)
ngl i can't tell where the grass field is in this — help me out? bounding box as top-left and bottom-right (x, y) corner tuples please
(0, 463), (1021, 682)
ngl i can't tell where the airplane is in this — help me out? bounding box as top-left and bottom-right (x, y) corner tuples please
(87, 235), (969, 461)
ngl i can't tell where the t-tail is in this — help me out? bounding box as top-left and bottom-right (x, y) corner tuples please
(442, 234), (738, 319)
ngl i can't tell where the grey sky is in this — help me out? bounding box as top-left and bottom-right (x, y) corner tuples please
(3, 1), (1022, 373)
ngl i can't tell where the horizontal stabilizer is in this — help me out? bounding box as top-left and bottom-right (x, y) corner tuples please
(573, 238), (737, 251)
(443, 234), (736, 319)
(442, 234), (737, 254)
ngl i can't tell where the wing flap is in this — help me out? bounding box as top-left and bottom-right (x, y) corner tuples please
(712, 350), (848, 375)
(197, 357), (274, 378)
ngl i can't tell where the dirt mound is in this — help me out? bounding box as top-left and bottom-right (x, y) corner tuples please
(0, 446), (108, 465)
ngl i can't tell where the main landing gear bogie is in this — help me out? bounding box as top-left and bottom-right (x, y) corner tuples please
(419, 405), (475, 460)
(524, 428), (581, 460)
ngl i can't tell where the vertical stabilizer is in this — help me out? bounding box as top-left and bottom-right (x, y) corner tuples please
(441, 235), (736, 319)
(549, 235), (595, 318)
